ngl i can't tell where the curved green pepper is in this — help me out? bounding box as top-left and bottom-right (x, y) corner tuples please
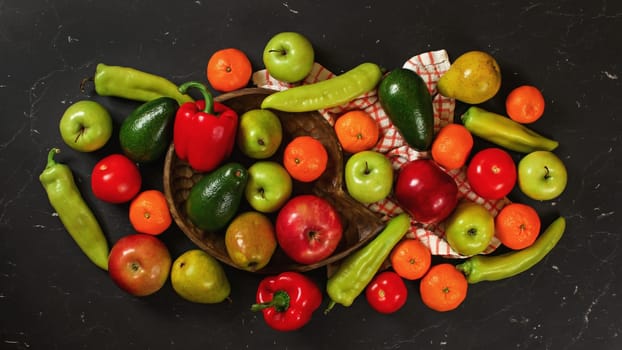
(325, 213), (410, 313)
(456, 216), (566, 283)
(82, 63), (194, 106)
(260, 62), (383, 112)
(461, 106), (559, 153)
(39, 148), (109, 270)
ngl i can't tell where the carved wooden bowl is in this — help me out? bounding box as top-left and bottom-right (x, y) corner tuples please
(163, 88), (385, 274)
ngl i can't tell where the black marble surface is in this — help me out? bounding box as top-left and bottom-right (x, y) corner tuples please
(2, 0), (621, 349)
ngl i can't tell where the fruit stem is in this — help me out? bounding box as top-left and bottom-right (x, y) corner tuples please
(544, 166), (551, 180)
(74, 127), (85, 144)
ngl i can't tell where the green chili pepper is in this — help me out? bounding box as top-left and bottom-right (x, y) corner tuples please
(82, 63), (194, 106)
(260, 62), (383, 112)
(461, 106), (559, 153)
(325, 213), (410, 313)
(456, 216), (566, 283)
(39, 148), (109, 270)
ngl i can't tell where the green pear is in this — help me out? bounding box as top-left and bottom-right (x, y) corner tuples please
(236, 109), (283, 159)
(170, 249), (230, 304)
(437, 51), (502, 104)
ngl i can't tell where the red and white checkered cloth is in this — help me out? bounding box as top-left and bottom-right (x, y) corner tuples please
(252, 50), (510, 258)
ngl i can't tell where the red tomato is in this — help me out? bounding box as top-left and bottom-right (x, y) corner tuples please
(365, 271), (408, 314)
(91, 154), (142, 203)
(466, 148), (516, 200)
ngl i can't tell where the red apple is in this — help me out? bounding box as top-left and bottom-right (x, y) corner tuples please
(395, 159), (458, 224)
(108, 234), (172, 296)
(275, 194), (343, 265)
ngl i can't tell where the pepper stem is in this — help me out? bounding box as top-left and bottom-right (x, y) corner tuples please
(250, 290), (290, 313)
(178, 81), (214, 114)
(455, 260), (472, 277)
(324, 300), (336, 315)
(46, 148), (60, 169)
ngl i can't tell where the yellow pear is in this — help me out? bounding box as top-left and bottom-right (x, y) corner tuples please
(225, 211), (277, 272)
(437, 51), (502, 104)
(170, 249), (230, 304)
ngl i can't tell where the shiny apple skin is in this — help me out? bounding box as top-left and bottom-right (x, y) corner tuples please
(394, 159), (459, 224)
(275, 194), (343, 265)
(107, 234), (171, 297)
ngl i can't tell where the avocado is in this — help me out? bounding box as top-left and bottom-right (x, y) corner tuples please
(378, 68), (434, 151)
(119, 97), (178, 163)
(185, 162), (248, 232)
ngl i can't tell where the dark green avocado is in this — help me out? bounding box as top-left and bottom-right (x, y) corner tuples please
(119, 97), (178, 163)
(378, 68), (435, 151)
(185, 162), (248, 232)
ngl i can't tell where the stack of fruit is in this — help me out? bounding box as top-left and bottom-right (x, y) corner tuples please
(40, 31), (568, 332)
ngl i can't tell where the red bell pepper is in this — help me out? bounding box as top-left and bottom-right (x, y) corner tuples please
(251, 271), (322, 332)
(173, 81), (238, 172)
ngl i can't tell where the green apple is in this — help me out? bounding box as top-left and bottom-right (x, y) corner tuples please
(518, 150), (568, 201)
(263, 31), (314, 83)
(170, 249), (230, 304)
(444, 201), (494, 256)
(245, 161), (293, 213)
(345, 150), (394, 204)
(59, 100), (113, 152)
(237, 109), (283, 159)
